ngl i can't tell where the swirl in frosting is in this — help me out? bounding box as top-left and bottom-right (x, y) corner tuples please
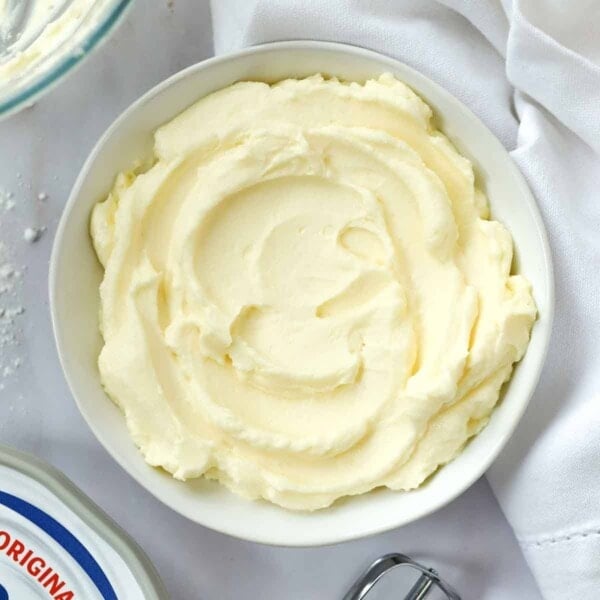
(91, 74), (536, 510)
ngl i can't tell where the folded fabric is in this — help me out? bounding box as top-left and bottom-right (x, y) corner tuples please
(210, 1), (600, 597)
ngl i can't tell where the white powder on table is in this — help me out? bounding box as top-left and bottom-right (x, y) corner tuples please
(0, 187), (15, 211)
(23, 226), (45, 243)
(0, 197), (26, 389)
(0, 183), (50, 390)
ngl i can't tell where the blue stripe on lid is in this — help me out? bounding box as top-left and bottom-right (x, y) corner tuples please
(0, 492), (117, 599)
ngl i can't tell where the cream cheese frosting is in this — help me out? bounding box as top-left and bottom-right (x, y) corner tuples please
(91, 74), (536, 511)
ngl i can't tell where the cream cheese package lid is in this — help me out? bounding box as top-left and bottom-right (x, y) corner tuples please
(0, 444), (166, 600)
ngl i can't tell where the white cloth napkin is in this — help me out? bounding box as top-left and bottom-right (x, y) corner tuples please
(210, 1), (600, 597)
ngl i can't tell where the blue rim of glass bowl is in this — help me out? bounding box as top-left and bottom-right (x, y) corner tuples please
(0, 0), (133, 120)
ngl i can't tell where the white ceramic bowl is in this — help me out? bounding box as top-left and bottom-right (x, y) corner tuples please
(50, 41), (554, 547)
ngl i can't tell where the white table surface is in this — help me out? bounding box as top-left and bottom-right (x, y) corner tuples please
(0, 2), (543, 598)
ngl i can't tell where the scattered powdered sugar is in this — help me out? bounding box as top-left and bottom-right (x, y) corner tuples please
(0, 241), (24, 331)
(0, 184), (49, 390)
(0, 199), (26, 389)
(23, 226), (46, 243)
(0, 263), (15, 280)
(1, 357), (22, 379)
(0, 187), (15, 211)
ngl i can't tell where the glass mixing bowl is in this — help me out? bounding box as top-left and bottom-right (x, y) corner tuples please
(0, 0), (132, 120)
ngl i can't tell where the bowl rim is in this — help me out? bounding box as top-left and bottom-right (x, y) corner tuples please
(49, 40), (555, 547)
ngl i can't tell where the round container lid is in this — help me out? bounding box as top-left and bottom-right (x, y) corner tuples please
(0, 444), (166, 599)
